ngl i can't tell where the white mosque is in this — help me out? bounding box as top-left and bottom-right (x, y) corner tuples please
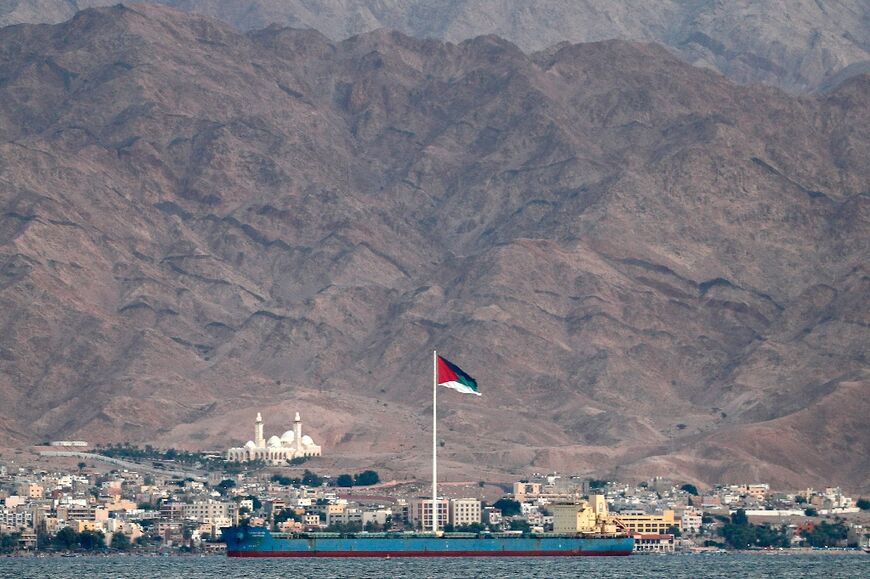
(226, 411), (322, 464)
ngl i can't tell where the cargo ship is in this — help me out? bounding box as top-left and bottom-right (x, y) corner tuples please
(221, 526), (634, 557)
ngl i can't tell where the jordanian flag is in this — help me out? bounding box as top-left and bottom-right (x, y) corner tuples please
(437, 356), (481, 396)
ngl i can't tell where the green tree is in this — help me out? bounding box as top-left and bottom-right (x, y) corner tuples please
(794, 495), (807, 504)
(680, 484), (699, 496)
(721, 522), (756, 549)
(666, 525), (682, 538)
(755, 524), (790, 548)
(110, 533), (131, 551)
(301, 470), (323, 487)
(804, 507), (818, 517)
(0, 532), (21, 553)
(856, 498), (870, 510)
(77, 461), (86, 473)
(271, 474), (293, 486)
(731, 509), (749, 526)
(492, 498), (522, 517)
(336, 474), (354, 487)
(54, 527), (79, 550)
(801, 521), (848, 547)
(509, 520), (530, 533)
(246, 495), (262, 510)
(216, 479), (236, 495)
(354, 470), (380, 486)
(78, 530), (105, 550)
(36, 521), (51, 550)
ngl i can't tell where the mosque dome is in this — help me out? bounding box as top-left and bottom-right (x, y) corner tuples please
(301, 435), (314, 445)
(267, 435), (282, 447)
(244, 440), (256, 449)
(280, 430), (295, 443)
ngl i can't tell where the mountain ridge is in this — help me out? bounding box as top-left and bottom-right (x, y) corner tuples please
(0, 4), (867, 489)
(1, 1), (869, 92)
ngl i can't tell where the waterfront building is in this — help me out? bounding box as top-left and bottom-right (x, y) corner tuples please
(226, 412), (322, 464)
(303, 514), (321, 528)
(631, 532), (675, 552)
(409, 498), (449, 530)
(449, 498), (482, 527)
(615, 509), (681, 534)
(482, 506), (502, 526)
(362, 509), (392, 527)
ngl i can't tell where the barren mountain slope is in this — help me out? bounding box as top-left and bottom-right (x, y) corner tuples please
(1, 0), (869, 91)
(0, 5), (867, 488)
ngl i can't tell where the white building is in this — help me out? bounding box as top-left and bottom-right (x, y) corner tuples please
(449, 498), (482, 527)
(680, 507), (703, 534)
(227, 412), (321, 464)
(183, 500), (234, 524)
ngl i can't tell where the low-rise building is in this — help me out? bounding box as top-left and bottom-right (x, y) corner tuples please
(183, 499), (233, 523)
(632, 532), (675, 552)
(680, 507), (702, 534)
(409, 499), (449, 531)
(449, 498), (481, 527)
(615, 510), (680, 535)
(483, 507), (502, 526)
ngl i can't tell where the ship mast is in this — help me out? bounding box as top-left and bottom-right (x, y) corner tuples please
(432, 349), (438, 535)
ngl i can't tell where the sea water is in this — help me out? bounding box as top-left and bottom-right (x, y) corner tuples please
(0, 552), (868, 579)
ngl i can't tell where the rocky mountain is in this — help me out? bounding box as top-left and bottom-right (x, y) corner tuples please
(1, 1), (869, 92)
(0, 4), (867, 489)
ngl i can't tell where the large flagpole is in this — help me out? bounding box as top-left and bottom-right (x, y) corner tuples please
(432, 349), (438, 535)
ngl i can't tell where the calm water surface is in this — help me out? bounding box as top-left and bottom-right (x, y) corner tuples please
(1, 553), (868, 578)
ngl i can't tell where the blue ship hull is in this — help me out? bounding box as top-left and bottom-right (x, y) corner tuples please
(221, 527), (633, 557)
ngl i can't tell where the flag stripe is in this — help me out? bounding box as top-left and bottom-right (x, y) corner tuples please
(436, 356), (480, 395)
(440, 380), (482, 396)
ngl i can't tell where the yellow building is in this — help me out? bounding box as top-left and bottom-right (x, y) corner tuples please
(513, 482), (542, 501)
(552, 503), (596, 533)
(615, 510), (680, 534)
(738, 484), (769, 499)
(72, 520), (100, 533)
(18, 483), (43, 499)
(104, 497), (137, 512)
(551, 495), (609, 533)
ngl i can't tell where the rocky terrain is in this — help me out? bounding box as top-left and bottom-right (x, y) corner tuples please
(1, 0), (869, 92)
(0, 4), (867, 489)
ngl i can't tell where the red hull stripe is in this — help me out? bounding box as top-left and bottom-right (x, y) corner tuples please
(228, 550), (631, 557)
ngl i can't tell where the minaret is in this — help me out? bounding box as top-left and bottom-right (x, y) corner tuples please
(294, 412), (302, 453)
(255, 412), (265, 448)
